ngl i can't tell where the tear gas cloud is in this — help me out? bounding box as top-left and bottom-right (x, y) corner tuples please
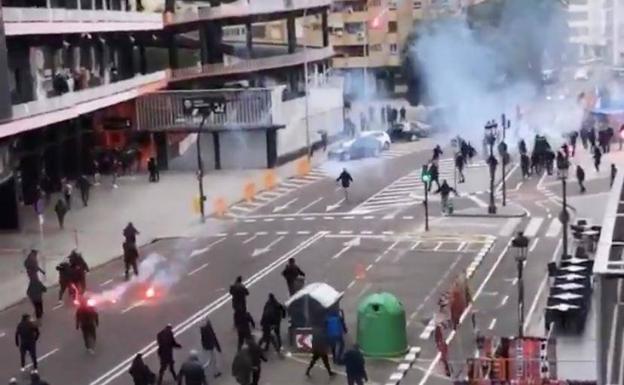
(407, 1), (581, 145)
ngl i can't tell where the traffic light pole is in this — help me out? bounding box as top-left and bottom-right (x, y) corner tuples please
(424, 181), (429, 231)
(196, 114), (208, 223)
(501, 114), (507, 207)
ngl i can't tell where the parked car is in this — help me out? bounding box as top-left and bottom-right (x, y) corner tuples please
(328, 131), (390, 161)
(387, 121), (430, 142)
(574, 67), (591, 81)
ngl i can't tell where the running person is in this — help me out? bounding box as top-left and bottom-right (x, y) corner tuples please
(336, 169), (353, 202)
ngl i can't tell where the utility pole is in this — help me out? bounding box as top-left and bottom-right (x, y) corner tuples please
(196, 114), (207, 223)
(500, 113), (510, 206)
(422, 165), (431, 231)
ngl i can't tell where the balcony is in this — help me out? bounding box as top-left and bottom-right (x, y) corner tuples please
(166, 0), (332, 27)
(330, 32), (366, 46)
(169, 46), (335, 83)
(3, 7), (164, 35)
(0, 71), (167, 139)
(332, 53), (399, 68)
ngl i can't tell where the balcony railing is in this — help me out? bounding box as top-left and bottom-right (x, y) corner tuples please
(167, 0), (332, 25)
(3, 7), (163, 35)
(12, 71), (167, 121)
(169, 46), (335, 82)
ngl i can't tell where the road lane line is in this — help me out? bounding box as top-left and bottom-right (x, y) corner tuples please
(91, 232), (327, 385)
(365, 264), (373, 271)
(187, 262), (210, 276)
(52, 303), (64, 311)
(339, 230), (353, 235)
(284, 217), (295, 221)
(121, 300), (146, 314)
(332, 245), (352, 260)
(234, 232), (249, 236)
(357, 283), (372, 298)
(99, 279), (114, 287)
(346, 280), (356, 290)
(263, 218), (275, 222)
(242, 234), (258, 244)
(410, 242), (421, 250)
(24, 348), (59, 369)
(524, 217), (544, 237)
(545, 219), (562, 237)
(324, 216), (335, 220)
(457, 242), (467, 252)
(499, 218), (521, 237)
(488, 318), (497, 330)
(296, 197), (323, 214)
(500, 295), (509, 306)
(276, 231), (289, 235)
(256, 231), (268, 235)
(433, 242), (443, 251)
(189, 238), (225, 259)
(529, 237), (540, 252)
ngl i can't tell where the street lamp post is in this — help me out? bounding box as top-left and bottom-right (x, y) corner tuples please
(485, 120), (498, 214)
(557, 154), (570, 258)
(196, 114), (208, 223)
(421, 164), (431, 231)
(500, 114), (510, 206)
(512, 231), (529, 337)
(303, 3), (311, 159)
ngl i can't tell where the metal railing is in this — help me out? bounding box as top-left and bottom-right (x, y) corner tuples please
(167, 0), (332, 25)
(136, 89), (274, 132)
(169, 46), (334, 82)
(11, 71), (167, 120)
(3, 7), (163, 24)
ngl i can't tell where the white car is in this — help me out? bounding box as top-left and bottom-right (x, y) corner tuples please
(574, 67), (591, 81)
(363, 130), (391, 150)
(328, 131), (390, 161)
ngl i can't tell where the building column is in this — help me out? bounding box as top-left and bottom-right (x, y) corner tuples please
(287, 16), (296, 54)
(322, 12), (329, 47)
(245, 22), (254, 58)
(138, 44), (147, 74)
(164, 0), (174, 12)
(199, 24), (210, 65)
(167, 32), (179, 69)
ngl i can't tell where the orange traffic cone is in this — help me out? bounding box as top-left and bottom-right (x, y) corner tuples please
(355, 263), (366, 280)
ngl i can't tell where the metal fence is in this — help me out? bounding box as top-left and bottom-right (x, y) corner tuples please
(136, 89), (274, 131)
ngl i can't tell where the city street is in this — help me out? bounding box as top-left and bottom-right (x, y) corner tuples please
(0, 140), (611, 385)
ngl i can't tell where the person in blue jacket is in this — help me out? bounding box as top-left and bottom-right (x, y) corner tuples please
(325, 309), (347, 364)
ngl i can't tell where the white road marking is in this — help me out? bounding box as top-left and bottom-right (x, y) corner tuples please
(90, 233), (328, 385)
(296, 197), (323, 214)
(0, 332), (5, 338)
(433, 242), (443, 252)
(467, 195), (488, 208)
(52, 303), (64, 311)
(303, 217), (315, 221)
(529, 237), (540, 252)
(324, 216), (335, 220)
(273, 198), (299, 213)
(410, 242), (422, 250)
(403, 216), (414, 220)
(326, 198), (345, 211)
(457, 242), (467, 252)
(346, 280), (356, 290)
(189, 238), (225, 259)
(499, 218), (521, 237)
(100, 279), (114, 287)
(419, 319), (436, 340)
(276, 231), (289, 235)
(360, 231), (373, 235)
(524, 217), (544, 237)
(263, 218), (275, 222)
(545, 219), (562, 237)
(363, 216), (375, 220)
(365, 264), (373, 271)
(332, 245), (353, 260)
(24, 348), (59, 369)
(500, 295), (509, 306)
(488, 318), (497, 330)
(243, 234), (258, 244)
(339, 230), (353, 235)
(357, 283), (372, 298)
(344, 216), (355, 219)
(243, 219), (256, 223)
(188, 262), (210, 276)
(251, 236), (285, 258)
(121, 300), (146, 314)
(512, 278), (518, 286)
(284, 217), (295, 221)
(235, 232), (249, 236)
(256, 231), (268, 235)
(297, 231), (311, 235)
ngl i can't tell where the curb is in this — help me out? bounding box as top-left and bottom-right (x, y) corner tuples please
(449, 212), (527, 219)
(384, 347), (421, 385)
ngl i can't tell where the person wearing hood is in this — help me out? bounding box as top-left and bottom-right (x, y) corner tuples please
(200, 318), (222, 378)
(76, 298), (99, 354)
(124, 222), (140, 245)
(234, 310), (255, 351)
(259, 293), (286, 353)
(54, 198), (68, 229)
(26, 280), (46, 322)
(576, 165), (586, 193)
(24, 250), (45, 283)
(246, 338), (267, 385)
(231, 348), (253, 385)
(177, 350), (207, 385)
(282, 258), (305, 296)
(123, 240), (140, 281)
(157, 324), (182, 385)
(343, 344), (368, 385)
(229, 276), (249, 323)
(129, 353), (156, 385)
(56, 260), (71, 302)
(15, 314), (39, 372)
(69, 250), (89, 294)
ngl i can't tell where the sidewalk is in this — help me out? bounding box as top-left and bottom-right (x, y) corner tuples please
(0, 153), (326, 311)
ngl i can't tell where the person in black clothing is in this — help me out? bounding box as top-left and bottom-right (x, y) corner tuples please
(518, 139), (527, 155)
(56, 260), (71, 302)
(343, 344), (368, 385)
(129, 353), (156, 385)
(54, 198), (68, 229)
(147, 158), (160, 183)
(157, 324), (182, 385)
(29, 371), (50, 385)
(570, 131), (578, 156)
(428, 162), (440, 192)
(232, 348), (253, 385)
(76, 298), (99, 353)
(69, 250), (89, 294)
(612, 164), (618, 188)
(259, 294), (286, 353)
(177, 350), (207, 385)
(26, 280), (46, 322)
(588, 128), (596, 149)
(432, 145), (443, 161)
(576, 165), (586, 193)
(123, 241), (140, 281)
(593, 146), (602, 172)
(545, 150), (555, 175)
(15, 314), (39, 371)
(76, 175), (91, 207)
(399, 106), (406, 122)
(200, 318), (222, 378)
(336, 168), (354, 201)
(520, 153), (530, 179)
(246, 338), (267, 385)
(454, 152), (465, 183)
(435, 180), (458, 215)
(124, 222), (140, 245)
(305, 328), (335, 378)
(234, 310), (255, 351)
(230, 276), (250, 325)
(282, 258), (305, 296)
(24, 250), (45, 283)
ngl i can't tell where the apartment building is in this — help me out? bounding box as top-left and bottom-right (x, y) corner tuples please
(329, 0), (413, 96)
(0, 0), (336, 230)
(567, 0), (612, 62)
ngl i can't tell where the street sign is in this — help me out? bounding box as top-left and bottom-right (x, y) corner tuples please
(293, 327), (313, 352)
(182, 96), (227, 115)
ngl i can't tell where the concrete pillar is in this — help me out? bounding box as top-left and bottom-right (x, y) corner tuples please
(245, 22), (254, 58)
(322, 12), (329, 47)
(199, 24), (210, 65)
(167, 32), (179, 69)
(287, 16), (296, 54)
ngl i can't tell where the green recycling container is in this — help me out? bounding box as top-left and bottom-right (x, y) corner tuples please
(356, 292), (408, 357)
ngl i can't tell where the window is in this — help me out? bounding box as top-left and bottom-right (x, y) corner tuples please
(390, 43), (398, 54)
(571, 26), (589, 36)
(370, 44), (382, 52)
(568, 11), (588, 22)
(414, 1), (422, 9)
(251, 25), (266, 38)
(345, 22), (365, 34)
(369, 0), (381, 6)
(388, 21), (398, 33)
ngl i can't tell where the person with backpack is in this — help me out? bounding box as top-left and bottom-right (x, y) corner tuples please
(200, 318), (222, 378)
(325, 309), (348, 364)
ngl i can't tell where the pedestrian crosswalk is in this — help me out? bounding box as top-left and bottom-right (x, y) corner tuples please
(354, 158), (487, 212)
(227, 169), (328, 217)
(380, 148), (415, 160)
(498, 216), (562, 238)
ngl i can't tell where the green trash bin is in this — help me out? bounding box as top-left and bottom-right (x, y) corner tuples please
(357, 292), (408, 357)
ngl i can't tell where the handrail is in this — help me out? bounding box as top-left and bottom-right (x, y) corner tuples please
(3, 7), (162, 24)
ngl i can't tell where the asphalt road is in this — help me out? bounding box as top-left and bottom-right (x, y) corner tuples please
(0, 138), (606, 385)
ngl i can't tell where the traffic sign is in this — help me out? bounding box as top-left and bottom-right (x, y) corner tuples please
(182, 96), (227, 115)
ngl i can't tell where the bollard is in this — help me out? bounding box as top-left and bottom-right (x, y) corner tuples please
(213, 197), (227, 217)
(243, 182), (256, 203)
(192, 195), (202, 214)
(263, 170), (277, 190)
(296, 158), (311, 176)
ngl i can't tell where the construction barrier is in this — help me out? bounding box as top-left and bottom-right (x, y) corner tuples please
(243, 182), (256, 203)
(296, 157), (311, 176)
(263, 170), (278, 190)
(213, 197), (227, 217)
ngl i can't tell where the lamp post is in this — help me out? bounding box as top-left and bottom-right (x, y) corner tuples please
(303, 4), (311, 159)
(421, 164), (431, 231)
(512, 231), (529, 337)
(499, 114), (510, 206)
(484, 120), (498, 214)
(557, 153), (570, 259)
